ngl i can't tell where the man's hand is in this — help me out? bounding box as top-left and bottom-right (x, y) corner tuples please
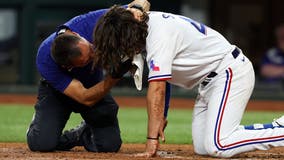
(134, 118), (167, 158)
(129, 0), (150, 12)
(158, 117), (168, 142)
(135, 139), (159, 158)
(110, 59), (133, 79)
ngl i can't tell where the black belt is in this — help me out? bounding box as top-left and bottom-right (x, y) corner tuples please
(40, 78), (53, 88)
(201, 48), (240, 86)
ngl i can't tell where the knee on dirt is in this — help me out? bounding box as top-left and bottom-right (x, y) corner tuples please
(27, 132), (58, 152)
(193, 140), (208, 155)
(203, 137), (234, 158)
(96, 137), (122, 152)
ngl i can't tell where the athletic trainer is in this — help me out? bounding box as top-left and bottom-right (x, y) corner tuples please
(26, 1), (150, 152)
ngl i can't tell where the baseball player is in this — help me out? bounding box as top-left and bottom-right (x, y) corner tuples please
(26, 1), (150, 152)
(93, 6), (284, 158)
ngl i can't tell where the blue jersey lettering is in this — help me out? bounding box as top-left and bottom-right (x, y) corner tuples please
(180, 16), (207, 35)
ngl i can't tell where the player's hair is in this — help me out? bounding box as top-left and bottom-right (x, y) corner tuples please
(51, 34), (82, 67)
(93, 5), (148, 72)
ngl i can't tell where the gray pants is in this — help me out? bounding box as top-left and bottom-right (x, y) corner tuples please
(26, 80), (121, 152)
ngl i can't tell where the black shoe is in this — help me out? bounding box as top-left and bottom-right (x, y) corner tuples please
(274, 115), (284, 127)
(56, 121), (87, 151)
(82, 127), (98, 152)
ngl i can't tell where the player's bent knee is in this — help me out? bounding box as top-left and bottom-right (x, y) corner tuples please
(27, 132), (57, 152)
(204, 145), (219, 157)
(193, 147), (208, 156)
(28, 139), (57, 152)
(203, 137), (221, 157)
(205, 148), (234, 158)
(98, 137), (122, 152)
(203, 138), (235, 158)
(28, 140), (57, 152)
(193, 141), (208, 155)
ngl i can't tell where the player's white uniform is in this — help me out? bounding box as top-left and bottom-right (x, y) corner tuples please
(146, 12), (284, 157)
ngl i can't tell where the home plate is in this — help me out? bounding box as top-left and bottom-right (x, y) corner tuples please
(157, 151), (190, 159)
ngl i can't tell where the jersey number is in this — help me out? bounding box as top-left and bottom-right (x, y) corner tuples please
(180, 17), (207, 35)
(162, 13), (207, 35)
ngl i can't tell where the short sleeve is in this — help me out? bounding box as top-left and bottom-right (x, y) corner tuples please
(40, 65), (72, 92)
(146, 26), (179, 82)
(37, 51), (72, 93)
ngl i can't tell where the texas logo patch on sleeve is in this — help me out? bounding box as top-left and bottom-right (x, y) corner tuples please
(150, 60), (160, 71)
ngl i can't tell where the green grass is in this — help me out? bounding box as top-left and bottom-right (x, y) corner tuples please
(119, 107), (192, 144)
(0, 104), (283, 144)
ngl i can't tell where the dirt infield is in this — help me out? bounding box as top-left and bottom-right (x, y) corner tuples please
(0, 94), (283, 159)
(0, 94), (283, 111)
(1, 143), (284, 160)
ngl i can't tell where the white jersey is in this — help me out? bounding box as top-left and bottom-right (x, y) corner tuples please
(146, 12), (236, 89)
(145, 12), (284, 158)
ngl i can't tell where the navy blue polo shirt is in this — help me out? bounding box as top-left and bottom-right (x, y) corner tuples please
(36, 9), (107, 92)
(261, 47), (284, 81)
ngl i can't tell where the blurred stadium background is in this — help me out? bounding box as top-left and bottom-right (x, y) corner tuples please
(0, 0), (283, 99)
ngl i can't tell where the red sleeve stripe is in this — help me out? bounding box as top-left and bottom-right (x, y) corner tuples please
(148, 74), (172, 82)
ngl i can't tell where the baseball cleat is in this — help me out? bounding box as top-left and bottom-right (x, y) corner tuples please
(273, 115), (284, 127)
(57, 121), (87, 150)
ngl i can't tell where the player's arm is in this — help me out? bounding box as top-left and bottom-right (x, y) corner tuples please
(63, 76), (119, 107)
(157, 82), (171, 142)
(145, 80), (167, 156)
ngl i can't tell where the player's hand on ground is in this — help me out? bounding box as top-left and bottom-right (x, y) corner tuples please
(129, 0), (150, 12)
(135, 139), (159, 158)
(158, 118), (168, 142)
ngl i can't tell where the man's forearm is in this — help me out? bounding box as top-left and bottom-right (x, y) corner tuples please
(83, 77), (119, 106)
(147, 81), (166, 138)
